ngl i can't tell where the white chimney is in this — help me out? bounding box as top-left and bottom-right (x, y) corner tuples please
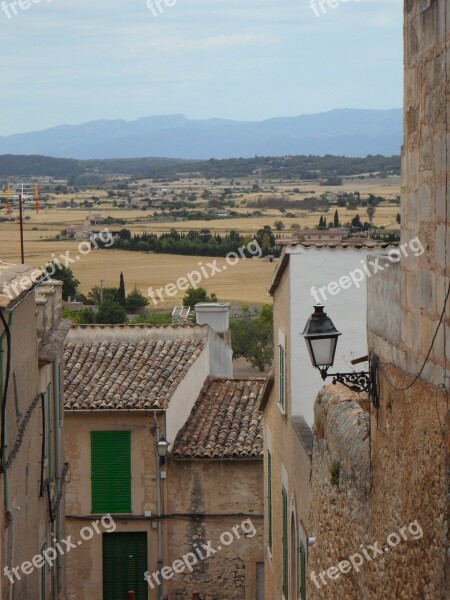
(195, 303), (230, 333)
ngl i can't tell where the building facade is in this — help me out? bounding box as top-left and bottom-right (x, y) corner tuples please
(0, 263), (69, 600)
(306, 3), (449, 598)
(64, 322), (268, 600)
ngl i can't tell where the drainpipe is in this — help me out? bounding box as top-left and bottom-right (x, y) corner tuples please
(152, 413), (164, 600)
(53, 359), (63, 596)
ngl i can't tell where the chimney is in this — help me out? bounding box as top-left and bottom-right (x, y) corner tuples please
(195, 303), (230, 333)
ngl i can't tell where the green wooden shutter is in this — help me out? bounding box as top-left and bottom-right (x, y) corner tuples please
(300, 540), (307, 600)
(279, 345), (285, 409)
(268, 451), (273, 551)
(91, 431), (131, 513)
(103, 532), (148, 600)
(282, 487), (288, 598)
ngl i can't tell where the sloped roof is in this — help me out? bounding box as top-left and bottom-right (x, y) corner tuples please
(64, 325), (208, 411)
(172, 377), (265, 460)
(0, 261), (44, 308)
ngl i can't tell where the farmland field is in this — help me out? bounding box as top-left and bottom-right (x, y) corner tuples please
(0, 174), (401, 306)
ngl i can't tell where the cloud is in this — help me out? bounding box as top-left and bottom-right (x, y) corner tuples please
(124, 33), (269, 56)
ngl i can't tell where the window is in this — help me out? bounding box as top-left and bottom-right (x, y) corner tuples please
(268, 451), (273, 551)
(91, 431), (131, 513)
(282, 487), (288, 598)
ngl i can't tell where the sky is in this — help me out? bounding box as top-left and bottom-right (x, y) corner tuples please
(0, 0), (403, 136)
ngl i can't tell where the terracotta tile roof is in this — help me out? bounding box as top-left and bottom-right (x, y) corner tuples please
(172, 377), (265, 460)
(64, 325), (208, 410)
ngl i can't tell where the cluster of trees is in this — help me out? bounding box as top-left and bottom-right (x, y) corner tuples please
(230, 304), (274, 372)
(107, 227), (279, 257)
(54, 267), (149, 324)
(1, 154), (401, 182)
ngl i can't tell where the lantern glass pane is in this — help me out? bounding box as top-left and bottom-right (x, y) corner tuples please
(309, 337), (337, 367)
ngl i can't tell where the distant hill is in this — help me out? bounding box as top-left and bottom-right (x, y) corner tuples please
(0, 109), (403, 160)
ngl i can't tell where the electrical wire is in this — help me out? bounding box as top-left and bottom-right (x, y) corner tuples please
(376, 282), (450, 393)
(0, 310), (11, 473)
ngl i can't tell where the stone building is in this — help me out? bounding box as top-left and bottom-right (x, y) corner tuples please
(167, 376), (267, 600)
(261, 242), (396, 600)
(63, 317), (267, 600)
(63, 322), (233, 600)
(305, 2), (449, 599)
(0, 263), (70, 599)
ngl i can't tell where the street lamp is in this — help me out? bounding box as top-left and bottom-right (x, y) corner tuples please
(302, 304), (372, 393)
(156, 436), (170, 462)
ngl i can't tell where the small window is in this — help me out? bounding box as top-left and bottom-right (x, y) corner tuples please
(91, 431), (131, 513)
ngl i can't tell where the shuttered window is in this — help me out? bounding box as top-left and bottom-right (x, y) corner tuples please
(268, 451), (273, 551)
(282, 487), (288, 598)
(91, 431), (131, 513)
(279, 344), (286, 409)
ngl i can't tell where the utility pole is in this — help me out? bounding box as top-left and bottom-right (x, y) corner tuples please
(18, 185), (24, 264)
(100, 280), (104, 304)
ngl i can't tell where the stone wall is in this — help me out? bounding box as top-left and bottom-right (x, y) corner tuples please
(399, 0), (450, 385)
(308, 373), (448, 600)
(166, 460), (264, 600)
(308, 385), (370, 599)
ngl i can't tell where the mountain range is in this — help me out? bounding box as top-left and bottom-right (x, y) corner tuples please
(0, 109), (403, 160)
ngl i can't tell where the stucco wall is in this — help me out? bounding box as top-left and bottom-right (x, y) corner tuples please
(287, 245), (396, 425)
(166, 459), (264, 600)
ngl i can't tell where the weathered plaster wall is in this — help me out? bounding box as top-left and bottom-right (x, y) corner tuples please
(166, 460), (264, 600)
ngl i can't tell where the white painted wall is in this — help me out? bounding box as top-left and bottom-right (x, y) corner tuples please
(287, 245), (396, 425)
(165, 326), (232, 444)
